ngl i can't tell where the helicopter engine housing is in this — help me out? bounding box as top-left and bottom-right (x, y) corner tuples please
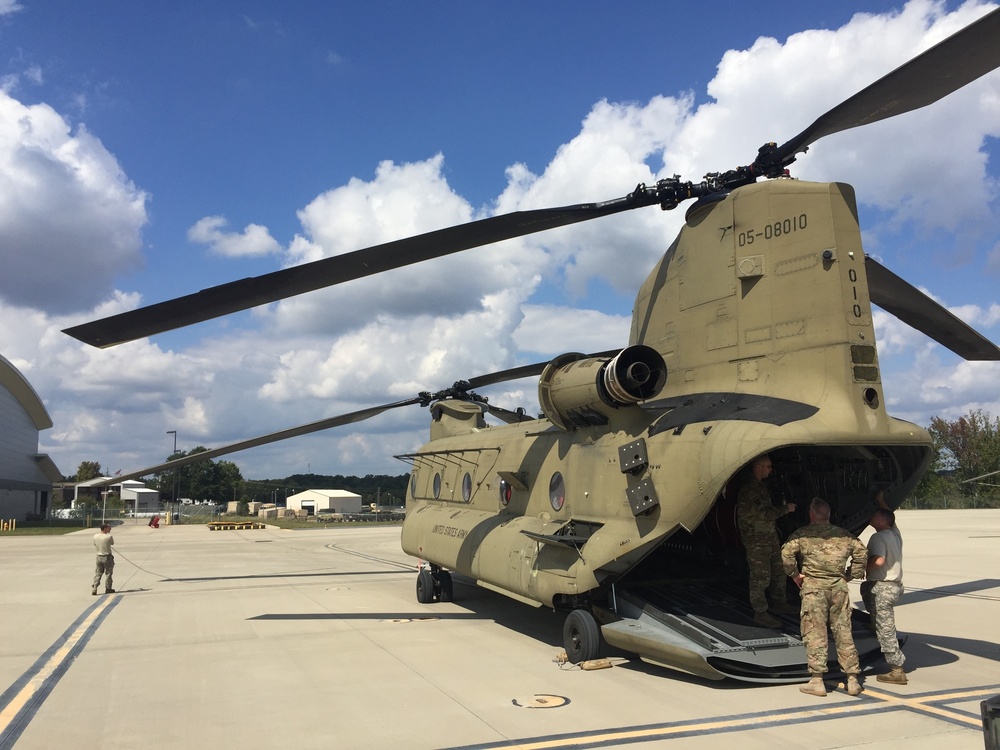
(537, 345), (667, 430)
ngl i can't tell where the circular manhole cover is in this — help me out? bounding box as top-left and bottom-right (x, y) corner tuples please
(512, 694), (569, 709)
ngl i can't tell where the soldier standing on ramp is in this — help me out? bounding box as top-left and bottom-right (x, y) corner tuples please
(781, 497), (867, 697)
(737, 454), (797, 627)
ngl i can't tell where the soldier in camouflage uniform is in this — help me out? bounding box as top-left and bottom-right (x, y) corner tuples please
(781, 497), (867, 697)
(737, 454), (796, 627)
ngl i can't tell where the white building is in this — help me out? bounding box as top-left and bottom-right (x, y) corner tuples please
(0, 354), (62, 520)
(285, 489), (363, 515)
(73, 478), (159, 513)
(119, 480), (160, 512)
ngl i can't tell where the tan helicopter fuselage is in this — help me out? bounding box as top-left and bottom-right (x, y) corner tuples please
(400, 178), (931, 609)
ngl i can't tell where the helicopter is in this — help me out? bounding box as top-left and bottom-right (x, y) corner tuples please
(66, 8), (1000, 683)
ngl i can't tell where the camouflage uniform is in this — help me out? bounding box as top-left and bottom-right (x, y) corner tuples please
(92, 529), (115, 593)
(737, 477), (792, 613)
(861, 524), (905, 668)
(781, 521), (867, 676)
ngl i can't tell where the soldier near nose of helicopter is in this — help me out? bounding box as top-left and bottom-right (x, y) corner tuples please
(737, 454), (797, 627)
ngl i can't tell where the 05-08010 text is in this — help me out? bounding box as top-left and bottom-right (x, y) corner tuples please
(737, 214), (808, 247)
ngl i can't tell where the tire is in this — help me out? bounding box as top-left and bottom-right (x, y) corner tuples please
(416, 568), (436, 603)
(436, 570), (453, 602)
(563, 608), (601, 664)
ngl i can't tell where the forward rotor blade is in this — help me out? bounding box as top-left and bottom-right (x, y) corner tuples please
(865, 256), (1000, 361)
(63, 201), (635, 348)
(91, 397), (422, 486)
(773, 7), (1000, 164)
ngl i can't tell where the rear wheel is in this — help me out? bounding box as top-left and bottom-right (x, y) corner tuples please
(416, 568), (435, 603)
(435, 569), (453, 602)
(563, 608), (601, 663)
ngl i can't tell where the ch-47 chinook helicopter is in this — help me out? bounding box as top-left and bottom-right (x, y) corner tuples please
(67, 9), (1000, 683)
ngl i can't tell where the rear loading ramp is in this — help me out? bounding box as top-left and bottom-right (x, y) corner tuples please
(601, 585), (882, 683)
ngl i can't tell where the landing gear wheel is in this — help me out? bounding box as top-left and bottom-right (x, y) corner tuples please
(416, 568), (435, 604)
(435, 569), (453, 602)
(563, 608), (601, 664)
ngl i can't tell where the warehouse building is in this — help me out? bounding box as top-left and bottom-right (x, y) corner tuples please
(285, 489), (363, 515)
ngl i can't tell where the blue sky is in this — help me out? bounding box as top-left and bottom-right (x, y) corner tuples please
(1, 1), (998, 481)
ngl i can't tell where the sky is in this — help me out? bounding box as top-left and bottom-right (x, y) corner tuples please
(1, 1), (999, 482)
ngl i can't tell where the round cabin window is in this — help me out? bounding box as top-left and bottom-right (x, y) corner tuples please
(549, 472), (566, 512)
(499, 478), (512, 507)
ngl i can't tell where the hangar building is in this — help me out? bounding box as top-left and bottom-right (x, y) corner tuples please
(0, 354), (62, 520)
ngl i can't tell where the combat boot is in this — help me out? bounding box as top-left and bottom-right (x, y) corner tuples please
(876, 667), (907, 685)
(799, 675), (827, 697)
(91, 588), (97, 596)
(754, 610), (782, 628)
(768, 600), (798, 615)
(846, 675), (862, 696)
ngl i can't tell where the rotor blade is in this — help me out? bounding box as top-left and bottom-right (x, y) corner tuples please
(774, 7), (1000, 164)
(91, 397), (423, 486)
(64, 202), (636, 349)
(865, 256), (1000, 361)
(90, 354), (604, 486)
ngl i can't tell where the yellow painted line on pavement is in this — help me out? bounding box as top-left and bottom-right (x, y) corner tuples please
(0, 595), (119, 744)
(509, 703), (864, 749)
(862, 685), (992, 728)
(448, 682), (1000, 750)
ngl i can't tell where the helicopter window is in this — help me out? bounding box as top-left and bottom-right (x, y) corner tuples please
(410, 473), (417, 498)
(549, 472), (566, 512)
(499, 479), (511, 507)
(462, 472), (472, 503)
(433, 473), (442, 499)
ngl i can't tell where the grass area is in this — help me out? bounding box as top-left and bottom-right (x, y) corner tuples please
(1, 525), (83, 536)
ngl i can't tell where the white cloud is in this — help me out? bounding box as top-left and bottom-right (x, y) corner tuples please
(188, 216), (283, 258)
(513, 305), (630, 357)
(0, 92), (148, 313)
(262, 155), (548, 339)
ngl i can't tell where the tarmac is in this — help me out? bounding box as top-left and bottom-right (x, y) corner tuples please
(1, 509), (998, 750)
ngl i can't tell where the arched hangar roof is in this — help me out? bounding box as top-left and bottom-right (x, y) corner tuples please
(0, 353), (53, 431)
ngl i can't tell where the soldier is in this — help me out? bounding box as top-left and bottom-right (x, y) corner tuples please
(781, 497), (867, 697)
(861, 492), (906, 684)
(92, 523), (116, 595)
(737, 454), (796, 627)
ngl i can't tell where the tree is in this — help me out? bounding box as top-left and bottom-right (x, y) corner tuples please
(913, 409), (1000, 508)
(76, 461), (103, 482)
(153, 447), (244, 503)
(928, 410), (1000, 487)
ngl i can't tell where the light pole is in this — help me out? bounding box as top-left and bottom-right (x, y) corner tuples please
(166, 430), (177, 522)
